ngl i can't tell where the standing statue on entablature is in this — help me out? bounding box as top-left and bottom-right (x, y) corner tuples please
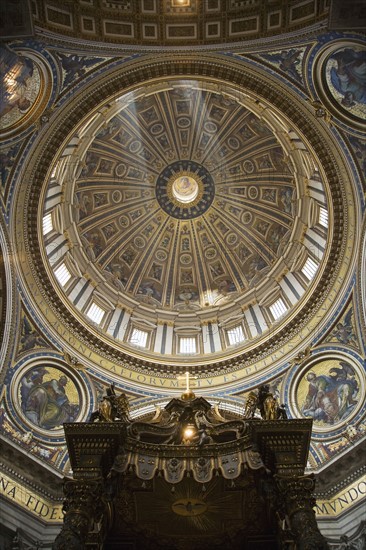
(256, 385), (280, 420)
(243, 391), (258, 418)
(89, 384), (130, 423)
(245, 385), (287, 420)
(263, 393), (279, 420)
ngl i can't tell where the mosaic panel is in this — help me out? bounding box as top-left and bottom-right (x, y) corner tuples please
(0, 45), (43, 134)
(324, 45), (366, 122)
(259, 47), (306, 84)
(297, 359), (362, 428)
(17, 366), (81, 430)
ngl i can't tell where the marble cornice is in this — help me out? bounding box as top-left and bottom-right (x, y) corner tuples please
(0, 437), (63, 501)
(314, 439), (366, 497)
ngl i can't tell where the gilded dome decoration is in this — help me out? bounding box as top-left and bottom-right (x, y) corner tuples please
(33, 71), (342, 379)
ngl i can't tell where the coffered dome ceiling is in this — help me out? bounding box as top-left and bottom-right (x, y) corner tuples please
(66, 82), (307, 313)
(30, 0), (330, 47)
(34, 69), (340, 383)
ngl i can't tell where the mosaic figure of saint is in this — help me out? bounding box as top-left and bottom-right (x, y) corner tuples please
(0, 45), (34, 118)
(330, 48), (366, 107)
(301, 361), (359, 425)
(21, 369), (79, 429)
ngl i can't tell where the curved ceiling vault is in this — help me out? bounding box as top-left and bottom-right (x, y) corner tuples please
(15, 55), (356, 394)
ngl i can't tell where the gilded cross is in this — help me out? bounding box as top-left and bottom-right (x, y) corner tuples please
(178, 371), (198, 395)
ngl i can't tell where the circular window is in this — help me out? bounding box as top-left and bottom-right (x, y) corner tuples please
(172, 175), (199, 204)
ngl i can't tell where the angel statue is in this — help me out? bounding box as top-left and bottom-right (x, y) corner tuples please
(89, 384), (130, 423)
(243, 391), (258, 419)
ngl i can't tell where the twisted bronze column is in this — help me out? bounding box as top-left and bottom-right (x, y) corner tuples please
(53, 478), (106, 549)
(275, 474), (329, 550)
